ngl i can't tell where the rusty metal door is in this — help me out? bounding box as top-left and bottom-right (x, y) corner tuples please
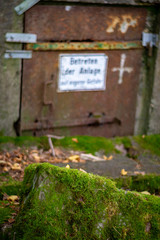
(21, 5), (147, 137)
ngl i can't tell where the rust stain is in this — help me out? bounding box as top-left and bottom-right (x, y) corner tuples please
(106, 17), (120, 33)
(106, 15), (139, 34)
(26, 41), (142, 51)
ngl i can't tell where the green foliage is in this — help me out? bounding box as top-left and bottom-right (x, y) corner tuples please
(0, 201), (13, 225)
(0, 173), (22, 228)
(0, 180), (22, 201)
(11, 163), (160, 240)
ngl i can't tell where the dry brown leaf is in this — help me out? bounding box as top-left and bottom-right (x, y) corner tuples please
(3, 167), (9, 172)
(63, 160), (69, 163)
(68, 155), (80, 162)
(7, 195), (19, 202)
(103, 155), (113, 161)
(0, 160), (12, 167)
(30, 150), (39, 154)
(31, 153), (40, 162)
(108, 155), (113, 161)
(72, 138), (78, 143)
(121, 169), (128, 176)
(6, 152), (10, 158)
(8, 218), (15, 224)
(11, 163), (22, 171)
(13, 157), (22, 163)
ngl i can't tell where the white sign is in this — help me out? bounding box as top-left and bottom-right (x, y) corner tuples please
(6, 33), (37, 43)
(58, 54), (108, 92)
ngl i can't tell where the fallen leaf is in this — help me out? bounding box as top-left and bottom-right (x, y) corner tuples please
(13, 157), (22, 163)
(31, 153), (40, 162)
(30, 150), (39, 154)
(6, 152), (10, 158)
(7, 195), (19, 202)
(3, 167), (9, 172)
(8, 218), (15, 224)
(11, 163), (22, 171)
(103, 155), (113, 160)
(63, 160), (69, 163)
(0, 161), (12, 167)
(72, 138), (78, 143)
(121, 169), (128, 176)
(68, 155), (80, 162)
(66, 164), (70, 169)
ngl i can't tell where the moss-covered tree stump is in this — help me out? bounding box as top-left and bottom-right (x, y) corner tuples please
(12, 163), (160, 239)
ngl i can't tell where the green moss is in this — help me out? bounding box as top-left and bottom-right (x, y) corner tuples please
(0, 134), (160, 157)
(134, 134), (160, 156)
(11, 163), (160, 240)
(115, 174), (160, 195)
(53, 135), (115, 155)
(114, 137), (132, 149)
(0, 136), (49, 151)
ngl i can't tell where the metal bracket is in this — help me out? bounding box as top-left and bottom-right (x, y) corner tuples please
(142, 32), (159, 48)
(15, 0), (40, 15)
(4, 50), (32, 59)
(5, 33), (37, 43)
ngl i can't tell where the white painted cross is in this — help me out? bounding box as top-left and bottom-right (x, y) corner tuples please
(112, 54), (133, 84)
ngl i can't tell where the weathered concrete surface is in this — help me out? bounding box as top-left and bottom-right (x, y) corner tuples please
(54, 153), (160, 178)
(134, 8), (160, 135)
(149, 31), (160, 134)
(0, 0), (23, 136)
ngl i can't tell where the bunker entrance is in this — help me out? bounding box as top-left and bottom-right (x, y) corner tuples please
(21, 4), (147, 137)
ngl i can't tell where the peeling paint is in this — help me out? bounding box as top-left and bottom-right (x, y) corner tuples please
(112, 54), (133, 84)
(106, 15), (138, 34)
